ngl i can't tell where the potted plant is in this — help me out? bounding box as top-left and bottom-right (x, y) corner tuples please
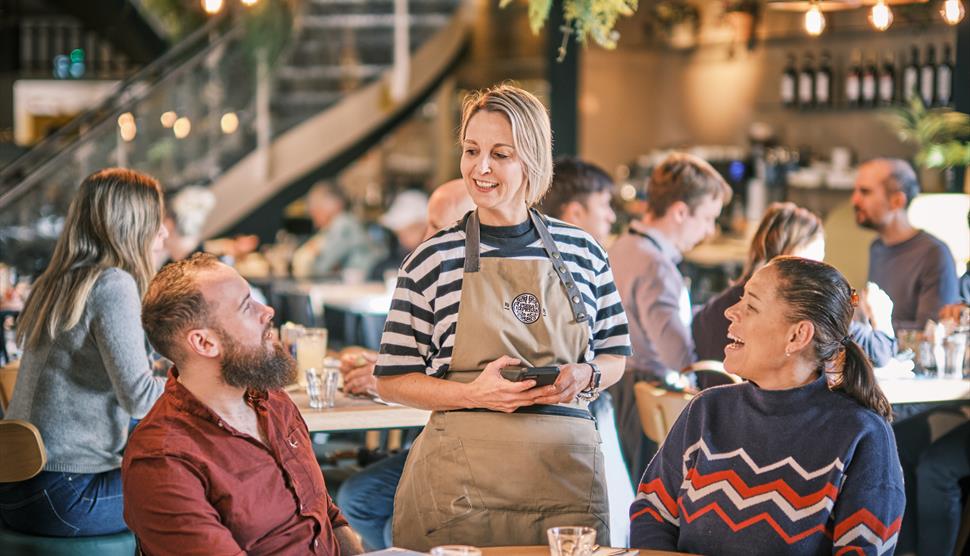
(647, 0), (700, 49)
(883, 96), (970, 192)
(723, 0), (760, 50)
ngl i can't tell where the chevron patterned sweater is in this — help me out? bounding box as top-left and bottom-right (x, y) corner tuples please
(630, 376), (904, 555)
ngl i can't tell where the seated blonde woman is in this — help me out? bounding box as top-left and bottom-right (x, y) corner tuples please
(630, 257), (904, 555)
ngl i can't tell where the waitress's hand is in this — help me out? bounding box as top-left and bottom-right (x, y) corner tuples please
(466, 356), (551, 413)
(532, 363), (593, 405)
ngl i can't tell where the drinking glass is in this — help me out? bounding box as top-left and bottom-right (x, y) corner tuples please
(305, 367), (339, 409)
(547, 526), (597, 556)
(944, 333), (968, 378)
(429, 546), (481, 556)
(281, 322), (305, 359)
(296, 328), (327, 386)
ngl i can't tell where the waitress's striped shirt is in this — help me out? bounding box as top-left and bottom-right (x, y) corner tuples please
(374, 213), (632, 377)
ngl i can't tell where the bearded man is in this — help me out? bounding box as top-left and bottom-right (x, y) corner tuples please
(123, 253), (363, 556)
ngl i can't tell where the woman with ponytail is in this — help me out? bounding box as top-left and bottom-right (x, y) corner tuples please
(631, 256), (904, 555)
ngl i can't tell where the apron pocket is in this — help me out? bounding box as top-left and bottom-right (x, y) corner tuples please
(411, 436), (485, 535)
(461, 438), (599, 515)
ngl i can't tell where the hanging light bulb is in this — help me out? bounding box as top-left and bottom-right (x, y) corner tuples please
(869, 0), (894, 31)
(804, 3), (826, 36)
(941, 0), (966, 24)
(201, 0), (224, 15)
(241, 0), (259, 6)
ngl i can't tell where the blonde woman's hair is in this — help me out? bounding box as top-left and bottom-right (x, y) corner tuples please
(17, 168), (164, 348)
(459, 83), (553, 206)
(739, 202), (822, 283)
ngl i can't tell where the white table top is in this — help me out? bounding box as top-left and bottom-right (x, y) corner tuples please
(879, 377), (970, 405)
(292, 390), (430, 433)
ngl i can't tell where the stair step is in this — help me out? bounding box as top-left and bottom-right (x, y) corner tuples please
(301, 13), (450, 29)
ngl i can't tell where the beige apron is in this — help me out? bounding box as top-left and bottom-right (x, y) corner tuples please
(392, 210), (610, 550)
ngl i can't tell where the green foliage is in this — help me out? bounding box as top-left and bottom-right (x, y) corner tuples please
(240, 0), (295, 66)
(501, 0), (639, 60)
(883, 96), (970, 168)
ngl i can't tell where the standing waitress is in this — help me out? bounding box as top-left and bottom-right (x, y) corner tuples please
(374, 84), (631, 549)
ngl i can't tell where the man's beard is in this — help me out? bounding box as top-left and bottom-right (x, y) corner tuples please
(854, 208), (879, 231)
(216, 326), (297, 391)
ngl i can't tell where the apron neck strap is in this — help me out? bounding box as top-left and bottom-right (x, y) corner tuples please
(464, 208), (588, 323)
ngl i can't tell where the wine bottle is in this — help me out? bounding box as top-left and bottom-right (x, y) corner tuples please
(815, 51), (833, 108)
(878, 52), (896, 107)
(845, 50), (862, 108)
(861, 53), (877, 108)
(780, 53), (797, 108)
(902, 45), (920, 102)
(920, 45), (936, 108)
(936, 44), (953, 107)
(798, 53), (816, 109)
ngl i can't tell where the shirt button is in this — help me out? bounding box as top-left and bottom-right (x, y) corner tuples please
(572, 295), (580, 303)
(314, 539), (319, 548)
(217, 421), (224, 428)
(298, 503), (304, 513)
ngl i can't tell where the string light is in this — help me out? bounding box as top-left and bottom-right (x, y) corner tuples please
(173, 117), (192, 139)
(869, 0), (893, 31)
(804, 3), (826, 36)
(201, 0), (223, 14)
(220, 112), (239, 134)
(941, 0), (966, 24)
(160, 111), (177, 128)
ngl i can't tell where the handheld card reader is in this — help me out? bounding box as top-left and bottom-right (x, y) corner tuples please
(500, 365), (560, 387)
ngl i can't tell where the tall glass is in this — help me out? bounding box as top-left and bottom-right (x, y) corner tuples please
(296, 328), (327, 387)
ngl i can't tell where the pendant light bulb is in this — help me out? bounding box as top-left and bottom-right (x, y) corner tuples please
(941, 0), (966, 24)
(869, 0), (894, 31)
(805, 4), (826, 36)
(201, 0), (224, 14)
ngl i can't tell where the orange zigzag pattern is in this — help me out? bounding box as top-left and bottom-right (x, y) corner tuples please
(684, 468), (839, 510)
(680, 499), (830, 545)
(637, 478), (679, 517)
(833, 509), (902, 543)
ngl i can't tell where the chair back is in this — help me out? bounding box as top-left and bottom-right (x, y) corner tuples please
(0, 361), (18, 413)
(686, 360), (742, 390)
(0, 420), (46, 482)
(634, 382), (692, 445)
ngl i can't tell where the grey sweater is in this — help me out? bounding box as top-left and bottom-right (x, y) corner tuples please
(7, 268), (164, 474)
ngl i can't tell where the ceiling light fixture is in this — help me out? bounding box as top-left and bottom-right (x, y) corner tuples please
(869, 0), (894, 30)
(804, 2), (826, 36)
(941, 0), (966, 24)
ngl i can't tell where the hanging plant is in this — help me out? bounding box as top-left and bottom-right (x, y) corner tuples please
(501, 0), (640, 61)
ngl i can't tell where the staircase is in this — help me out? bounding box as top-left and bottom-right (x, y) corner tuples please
(0, 0), (471, 273)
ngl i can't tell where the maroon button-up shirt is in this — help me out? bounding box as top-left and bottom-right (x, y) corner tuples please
(122, 369), (348, 556)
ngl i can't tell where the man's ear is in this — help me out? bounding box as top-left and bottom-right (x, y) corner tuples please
(668, 200), (690, 224)
(888, 189), (908, 211)
(786, 320), (815, 356)
(185, 329), (220, 359)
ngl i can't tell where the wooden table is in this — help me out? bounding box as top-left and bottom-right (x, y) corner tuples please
(480, 547), (691, 555)
(879, 377), (970, 405)
(291, 389), (430, 433)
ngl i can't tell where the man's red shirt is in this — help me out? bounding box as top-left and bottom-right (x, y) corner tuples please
(123, 369), (348, 555)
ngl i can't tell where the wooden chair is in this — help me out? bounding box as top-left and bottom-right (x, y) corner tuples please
(0, 420), (45, 482)
(0, 360), (19, 414)
(0, 421), (136, 554)
(633, 382), (693, 445)
(685, 360), (742, 390)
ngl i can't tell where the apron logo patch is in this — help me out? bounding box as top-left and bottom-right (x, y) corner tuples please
(510, 293), (541, 324)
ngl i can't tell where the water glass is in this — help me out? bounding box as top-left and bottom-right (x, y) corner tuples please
(429, 546), (481, 556)
(305, 367), (339, 409)
(281, 322), (305, 359)
(547, 526), (597, 556)
(296, 328), (328, 386)
(944, 333), (968, 378)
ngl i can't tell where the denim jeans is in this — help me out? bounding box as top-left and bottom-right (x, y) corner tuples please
(0, 469), (127, 537)
(894, 403), (970, 555)
(336, 450), (408, 551)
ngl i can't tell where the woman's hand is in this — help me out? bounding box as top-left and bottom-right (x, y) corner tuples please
(465, 356), (555, 413)
(532, 363), (593, 406)
(339, 350), (379, 397)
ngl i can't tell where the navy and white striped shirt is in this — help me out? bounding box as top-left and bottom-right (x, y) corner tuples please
(374, 213), (632, 377)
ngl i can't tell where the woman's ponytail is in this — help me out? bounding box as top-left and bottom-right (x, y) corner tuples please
(834, 339), (893, 422)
